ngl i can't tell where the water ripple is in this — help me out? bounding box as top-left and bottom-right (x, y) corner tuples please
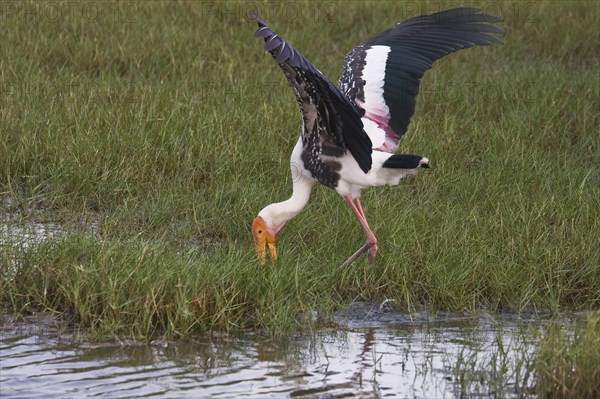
(0, 311), (561, 398)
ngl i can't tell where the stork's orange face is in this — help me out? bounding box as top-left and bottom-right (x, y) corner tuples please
(252, 216), (277, 265)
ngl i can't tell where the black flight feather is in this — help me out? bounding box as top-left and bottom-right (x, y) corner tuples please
(249, 12), (373, 174)
(339, 7), (504, 152)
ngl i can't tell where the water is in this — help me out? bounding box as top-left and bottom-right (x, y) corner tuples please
(1, 308), (546, 398)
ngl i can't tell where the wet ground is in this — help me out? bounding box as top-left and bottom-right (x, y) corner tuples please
(0, 308), (548, 398)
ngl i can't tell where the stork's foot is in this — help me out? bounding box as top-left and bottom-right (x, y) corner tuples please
(339, 243), (368, 268)
(367, 243), (378, 264)
(340, 241), (377, 268)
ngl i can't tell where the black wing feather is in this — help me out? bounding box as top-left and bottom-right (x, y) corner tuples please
(339, 7), (504, 152)
(250, 12), (372, 173)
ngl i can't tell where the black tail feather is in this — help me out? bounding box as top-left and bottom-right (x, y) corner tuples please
(382, 154), (428, 169)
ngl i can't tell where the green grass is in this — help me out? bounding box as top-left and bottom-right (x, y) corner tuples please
(1, 0), (599, 340)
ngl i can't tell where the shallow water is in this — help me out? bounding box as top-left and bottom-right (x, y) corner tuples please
(0, 308), (549, 398)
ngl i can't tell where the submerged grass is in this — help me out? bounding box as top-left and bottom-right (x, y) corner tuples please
(446, 311), (600, 398)
(535, 311), (600, 398)
(1, 0), (599, 343)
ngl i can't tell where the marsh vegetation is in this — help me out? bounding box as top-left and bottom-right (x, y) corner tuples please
(1, 1), (598, 396)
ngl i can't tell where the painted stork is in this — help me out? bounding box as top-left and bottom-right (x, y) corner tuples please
(250, 8), (504, 267)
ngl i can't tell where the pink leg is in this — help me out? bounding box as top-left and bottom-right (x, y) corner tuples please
(353, 197), (366, 219)
(354, 197), (379, 262)
(340, 196), (378, 268)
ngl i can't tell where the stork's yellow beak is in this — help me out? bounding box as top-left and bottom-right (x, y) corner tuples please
(252, 216), (277, 265)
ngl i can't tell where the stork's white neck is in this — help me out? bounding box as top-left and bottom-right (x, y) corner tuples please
(258, 174), (315, 235)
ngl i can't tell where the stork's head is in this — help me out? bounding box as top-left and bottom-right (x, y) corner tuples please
(252, 215), (277, 265)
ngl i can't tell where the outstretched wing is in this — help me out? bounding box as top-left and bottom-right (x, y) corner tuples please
(339, 7), (504, 152)
(250, 12), (372, 173)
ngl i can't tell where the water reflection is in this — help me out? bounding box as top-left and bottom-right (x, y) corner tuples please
(0, 309), (549, 398)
